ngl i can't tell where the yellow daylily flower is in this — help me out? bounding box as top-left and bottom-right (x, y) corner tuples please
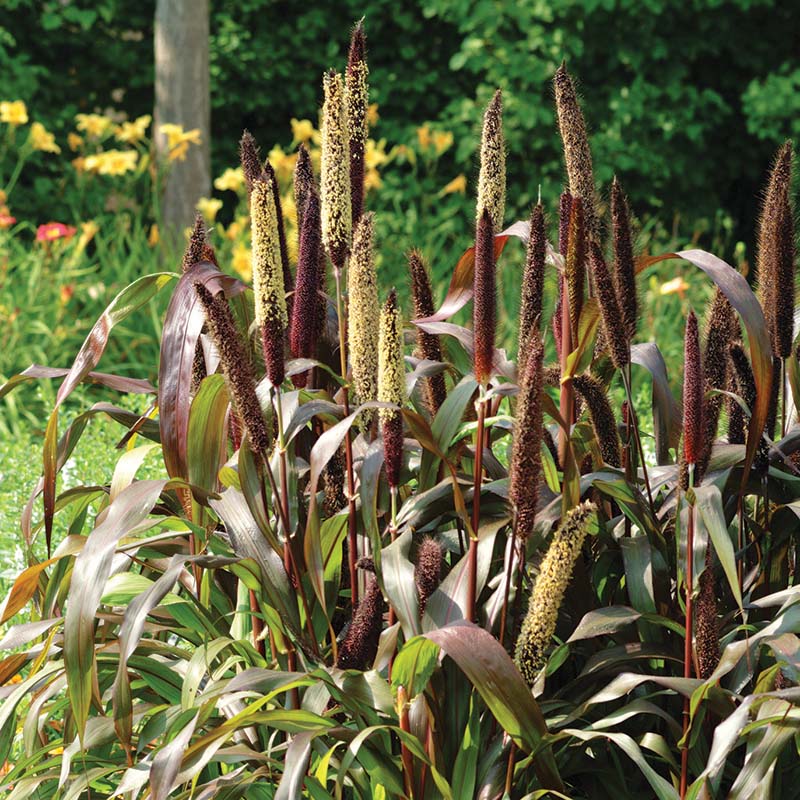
(291, 118), (316, 143)
(365, 138), (388, 170)
(148, 224), (160, 247)
(364, 168), (382, 191)
(75, 113), (112, 138)
(68, 132), (83, 151)
(196, 196), (222, 222)
(115, 114), (151, 144)
(30, 121), (60, 153)
(440, 174), (467, 196)
(367, 103), (379, 126)
(432, 130), (454, 155)
(0, 100), (28, 126)
(84, 149), (139, 176)
(268, 145), (297, 182)
(214, 167), (245, 193)
(416, 124), (431, 150)
(225, 217), (246, 241)
(159, 124), (202, 161)
(660, 276), (689, 296)
(232, 242), (252, 282)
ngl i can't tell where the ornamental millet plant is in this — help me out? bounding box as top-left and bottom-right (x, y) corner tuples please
(8, 20), (800, 798)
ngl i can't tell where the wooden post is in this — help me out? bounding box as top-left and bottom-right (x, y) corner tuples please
(154, 0), (211, 246)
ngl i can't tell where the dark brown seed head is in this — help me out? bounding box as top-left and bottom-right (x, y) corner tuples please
(697, 289), (738, 480)
(408, 249), (447, 414)
(683, 310), (703, 468)
(323, 445), (347, 517)
(728, 342), (755, 446)
(200, 243), (218, 267)
(758, 141), (795, 359)
(182, 214), (206, 272)
(473, 208), (496, 384)
(346, 19), (369, 227)
(293, 144), (315, 234)
(553, 63), (596, 238)
(518, 203), (546, 376)
(558, 190), (572, 257)
(289, 184), (324, 384)
(573, 373), (621, 468)
(378, 289), (405, 487)
(589, 242), (629, 369)
(565, 197), (586, 337)
(194, 282), (271, 456)
(415, 537), (443, 615)
(696, 549), (720, 680)
(509, 331), (544, 541)
(336, 575), (384, 670)
(239, 130), (263, 196)
(611, 177), (638, 342)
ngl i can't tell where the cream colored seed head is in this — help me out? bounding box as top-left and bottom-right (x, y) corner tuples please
(250, 177), (288, 331)
(348, 213), (379, 414)
(378, 291), (405, 422)
(515, 501), (598, 686)
(321, 70), (352, 268)
(346, 60), (369, 148)
(476, 89), (505, 232)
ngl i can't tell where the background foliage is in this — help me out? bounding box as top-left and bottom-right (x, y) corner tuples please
(2, 0), (799, 245)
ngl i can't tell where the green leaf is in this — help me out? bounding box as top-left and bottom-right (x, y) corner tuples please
(693, 484), (743, 614)
(64, 479), (179, 739)
(423, 621), (563, 791)
(631, 342), (682, 465)
(380, 530), (421, 639)
(391, 636), (440, 699)
(567, 606), (642, 643)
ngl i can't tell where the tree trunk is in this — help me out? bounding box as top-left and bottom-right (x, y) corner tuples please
(154, 0), (211, 248)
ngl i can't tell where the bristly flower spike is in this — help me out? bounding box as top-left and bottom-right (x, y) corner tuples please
(239, 130), (262, 195)
(565, 197), (586, 337)
(509, 330), (544, 541)
(336, 575), (384, 670)
(611, 177), (638, 342)
(182, 213), (206, 273)
(293, 143), (315, 234)
(321, 69), (352, 272)
(696, 289), (738, 480)
(194, 283), (271, 457)
(758, 141), (795, 360)
(554, 63), (597, 237)
(346, 19), (369, 227)
(348, 213), (379, 422)
(683, 309), (703, 469)
(589, 242), (629, 369)
(408, 249), (447, 414)
(573, 373), (622, 468)
(515, 501), (598, 685)
(378, 288), (406, 488)
(250, 174), (288, 386)
(262, 160), (294, 314)
(289, 185), (324, 386)
(415, 537), (443, 615)
(518, 203), (545, 376)
(473, 208), (496, 384)
(476, 89), (505, 232)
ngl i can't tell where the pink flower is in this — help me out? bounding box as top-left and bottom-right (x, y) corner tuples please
(0, 214), (16, 229)
(36, 222), (77, 242)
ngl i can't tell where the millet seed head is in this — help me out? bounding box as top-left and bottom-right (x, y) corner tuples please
(321, 69), (352, 271)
